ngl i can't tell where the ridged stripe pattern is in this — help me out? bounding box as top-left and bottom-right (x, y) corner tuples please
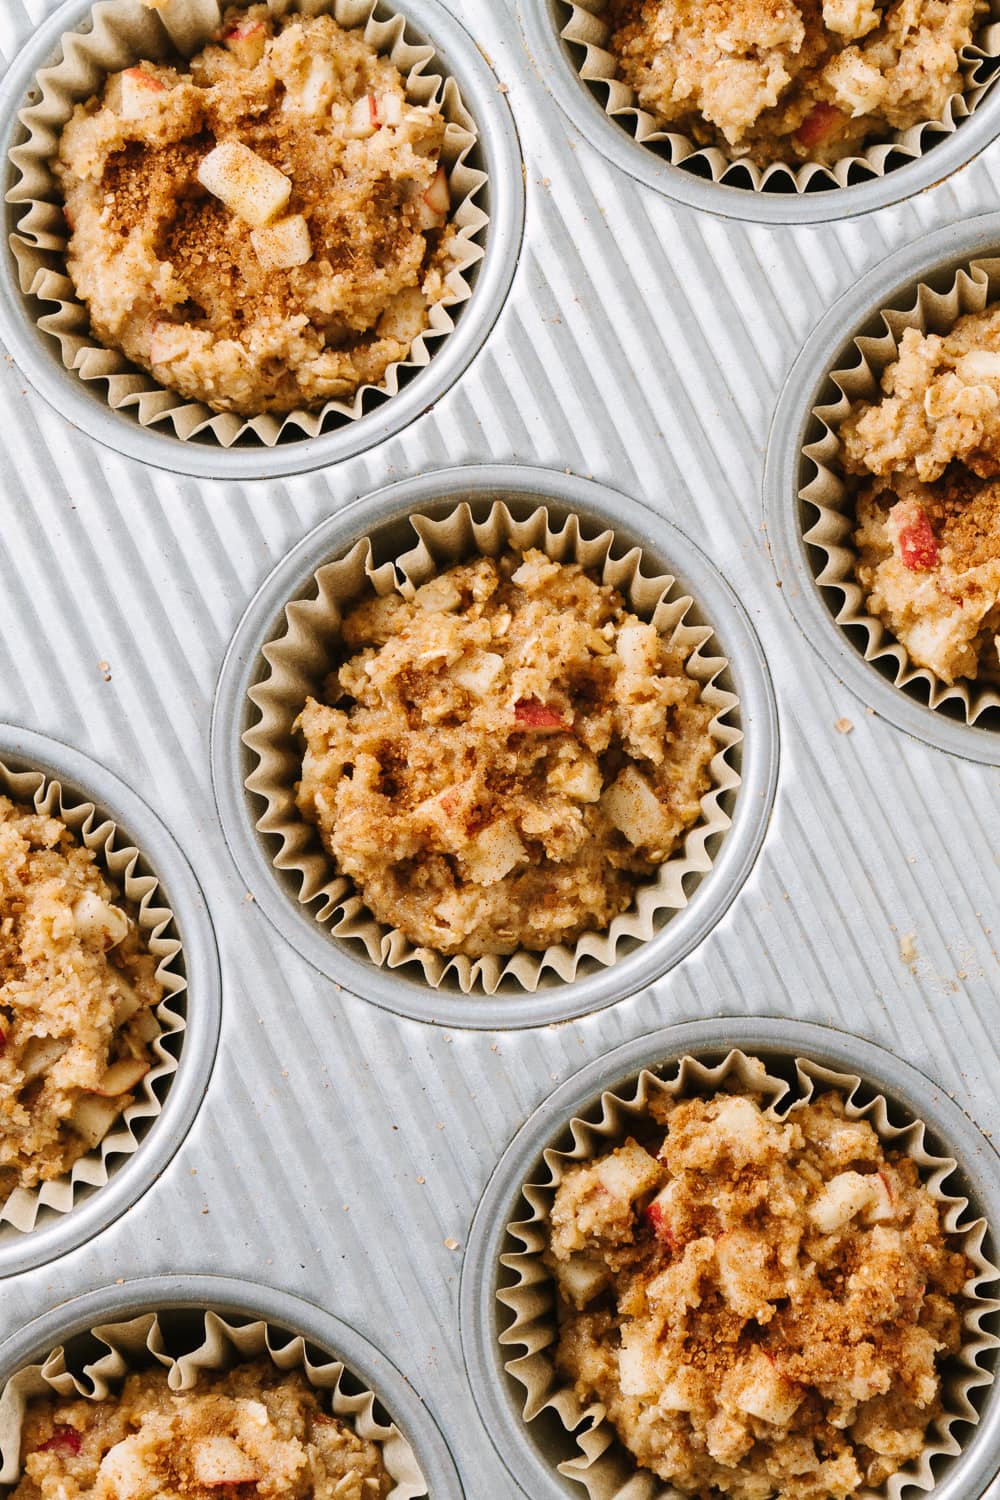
(2, 3), (1000, 1495)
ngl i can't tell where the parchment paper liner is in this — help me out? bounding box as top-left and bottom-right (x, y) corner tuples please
(801, 256), (1000, 727)
(0, 756), (185, 1237)
(498, 1048), (1000, 1500)
(559, 0), (1000, 195)
(6, 0), (489, 449)
(242, 501), (743, 996)
(0, 1307), (426, 1497)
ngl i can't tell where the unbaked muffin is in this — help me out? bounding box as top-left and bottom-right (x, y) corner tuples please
(295, 549), (716, 957)
(53, 5), (459, 417)
(608, 0), (983, 166)
(0, 797), (161, 1198)
(839, 304), (1000, 685)
(545, 1087), (970, 1500)
(11, 1360), (389, 1500)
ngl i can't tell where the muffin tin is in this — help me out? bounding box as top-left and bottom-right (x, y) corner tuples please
(2, 0), (1000, 1496)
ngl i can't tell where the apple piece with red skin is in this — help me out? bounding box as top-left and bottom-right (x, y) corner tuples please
(514, 698), (568, 731)
(898, 510), (939, 571)
(222, 19), (266, 68)
(348, 94), (380, 139)
(644, 1199), (680, 1252)
(414, 166), (449, 230)
(120, 68), (167, 121)
(794, 102), (846, 149)
(36, 1427), (82, 1456)
(91, 1057), (150, 1098)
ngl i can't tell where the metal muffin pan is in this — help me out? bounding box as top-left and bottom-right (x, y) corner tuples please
(765, 212), (1000, 764)
(518, 0), (1000, 223)
(0, 1275), (463, 1498)
(210, 464), (778, 1030)
(460, 1016), (1000, 1500)
(0, 725), (221, 1280)
(0, 0), (525, 481)
(2, 0), (1000, 1496)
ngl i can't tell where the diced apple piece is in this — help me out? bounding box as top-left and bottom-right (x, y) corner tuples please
(600, 766), (674, 851)
(111, 975), (144, 1028)
(378, 92), (403, 126)
(250, 214), (313, 270)
(896, 508), (938, 572)
(557, 1254), (610, 1307)
(99, 1437), (151, 1493)
(72, 890), (129, 950)
(594, 1139), (662, 1202)
(415, 165), (449, 229)
(69, 1094), (121, 1149)
(21, 1035), (70, 1084)
(192, 1437), (260, 1487)
(289, 55), (336, 117)
(725, 1350), (803, 1425)
(36, 1425), (82, 1456)
(197, 142), (291, 228)
(452, 651), (504, 697)
(618, 1337), (658, 1397)
(514, 698), (567, 731)
(93, 1057), (150, 1098)
(222, 19), (266, 68)
(347, 93), (379, 139)
(149, 321), (190, 366)
(645, 1182), (682, 1250)
(809, 1170), (876, 1234)
(120, 67), (167, 120)
(462, 819), (527, 886)
(956, 350), (1000, 382)
(864, 1171), (897, 1223)
(794, 101), (846, 149)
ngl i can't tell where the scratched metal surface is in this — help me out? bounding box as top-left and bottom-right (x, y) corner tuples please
(1, 0), (1000, 1496)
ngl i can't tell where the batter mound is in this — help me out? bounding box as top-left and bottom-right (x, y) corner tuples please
(54, 6), (460, 417)
(0, 798), (162, 1198)
(296, 550), (717, 957)
(608, 0), (980, 165)
(545, 1086), (969, 1500)
(12, 1360), (389, 1500)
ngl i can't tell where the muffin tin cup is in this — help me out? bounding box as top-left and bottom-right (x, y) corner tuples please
(210, 465), (778, 1029)
(519, 0), (1000, 223)
(0, 0), (524, 479)
(459, 1016), (1000, 1500)
(0, 1275), (462, 1498)
(765, 211), (1000, 763)
(0, 725), (220, 1278)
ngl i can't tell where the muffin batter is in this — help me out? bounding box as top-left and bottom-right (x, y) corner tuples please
(609, 0), (980, 164)
(0, 798), (161, 1198)
(296, 550), (716, 957)
(546, 1088), (969, 1500)
(12, 1360), (389, 1500)
(55, 6), (459, 416)
(854, 471), (1000, 684)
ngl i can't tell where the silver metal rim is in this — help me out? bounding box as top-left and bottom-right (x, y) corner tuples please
(459, 1015), (1000, 1500)
(764, 212), (1000, 764)
(0, 726), (221, 1279)
(0, 1274), (463, 1499)
(518, 0), (1000, 225)
(0, 0), (525, 481)
(210, 464), (779, 1031)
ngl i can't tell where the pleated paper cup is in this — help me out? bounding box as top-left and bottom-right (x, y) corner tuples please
(556, 0), (1000, 196)
(242, 500), (742, 997)
(6, 0), (488, 448)
(0, 756), (185, 1239)
(498, 1048), (1000, 1500)
(0, 1306), (426, 1497)
(801, 255), (1000, 727)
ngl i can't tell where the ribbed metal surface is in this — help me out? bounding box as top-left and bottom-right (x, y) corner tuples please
(1, 2), (1000, 1496)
